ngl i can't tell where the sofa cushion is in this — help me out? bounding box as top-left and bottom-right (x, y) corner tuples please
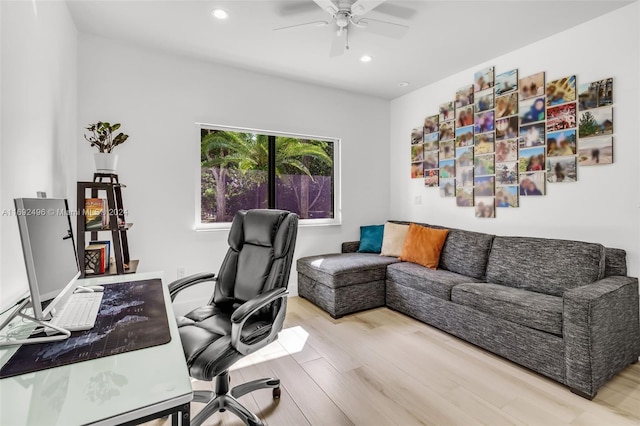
(380, 222), (410, 257)
(452, 283), (563, 336)
(386, 262), (482, 301)
(436, 228), (495, 280)
(605, 247), (627, 277)
(485, 236), (605, 296)
(358, 224), (384, 253)
(297, 253), (400, 289)
(399, 224), (449, 269)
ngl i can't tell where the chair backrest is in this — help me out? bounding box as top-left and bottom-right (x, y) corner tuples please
(213, 209), (299, 307)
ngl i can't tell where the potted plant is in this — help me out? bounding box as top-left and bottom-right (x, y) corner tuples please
(84, 121), (129, 173)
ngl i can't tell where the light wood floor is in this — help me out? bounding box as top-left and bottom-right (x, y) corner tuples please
(157, 296), (640, 426)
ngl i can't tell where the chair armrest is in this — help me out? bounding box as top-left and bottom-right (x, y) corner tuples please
(563, 276), (640, 397)
(231, 287), (288, 355)
(168, 272), (217, 301)
(342, 241), (360, 253)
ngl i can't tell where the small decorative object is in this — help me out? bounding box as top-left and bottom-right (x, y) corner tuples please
(85, 121), (130, 173)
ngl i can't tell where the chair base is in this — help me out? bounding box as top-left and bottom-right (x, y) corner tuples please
(191, 370), (280, 426)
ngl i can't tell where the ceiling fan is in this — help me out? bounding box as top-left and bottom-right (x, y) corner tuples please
(274, 0), (410, 57)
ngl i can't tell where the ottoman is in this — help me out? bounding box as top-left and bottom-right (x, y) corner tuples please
(296, 253), (400, 318)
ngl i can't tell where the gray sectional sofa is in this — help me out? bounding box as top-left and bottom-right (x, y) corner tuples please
(297, 222), (640, 399)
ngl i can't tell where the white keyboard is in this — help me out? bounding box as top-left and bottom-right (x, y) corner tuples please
(47, 292), (104, 333)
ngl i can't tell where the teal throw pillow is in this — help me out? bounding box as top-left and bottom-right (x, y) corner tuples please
(358, 225), (384, 253)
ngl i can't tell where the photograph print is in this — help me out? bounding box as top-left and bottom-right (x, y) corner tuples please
(474, 153), (495, 176)
(474, 88), (494, 112)
(439, 121), (455, 141)
(474, 176), (495, 196)
(474, 110), (495, 134)
(456, 105), (474, 127)
(474, 132), (495, 155)
(456, 187), (474, 207)
(519, 171), (546, 196)
(519, 71), (545, 100)
(411, 162), (424, 179)
(423, 132), (440, 151)
(424, 115), (439, 134)
(495, 92), (518, 119)
(546, 102), (577, 132)
(578, 136), (613, 166)
(496, 161), (518, 186)
(424, 169), (439, 187)
(519, 122), (545, 148)
(578, 107), (613, 138)
(439, 159), (455, 179)
(475, 197), (495, 218)
(439, 101), (455, 122)
(411, 127), (423, 145)
(597, 78), (613, 107)
(495, 116), (519, 140)
(547, 129), (576, 157)
(455, 84), (474, 108)
(440, 178), (456, 197)
(496, 138), (518, 163)
(519, 146), (545, 173)
(440, 141), (455, 160)
(474, 66), (494, 92)
(456, 145), (474, 168)
(423, 151), (439, 170)
(495, 186), (519, 208)
(495, 69), (518, 96)
(546, 75), (576, 106)
(455, 125), (474, 147)
(578, 82), (599, 110)
(519, 96), (545, 125)
(456, 166), (474, 188)
(547, 156), (577, 183)
(411, 144), (424, 162)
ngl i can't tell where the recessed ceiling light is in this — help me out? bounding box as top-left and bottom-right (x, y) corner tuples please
(360, 55), (373, 63)
(211, 9), (229, 20)
(398, 82), (409, 87)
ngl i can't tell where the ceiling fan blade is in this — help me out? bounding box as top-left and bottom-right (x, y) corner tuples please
(350, 0), (386, 16)
(330, 30), (346, 57)
(273, 21), (329, 31)
(312, 0), (339, 15)
(373, 3), (417, 20)
(358, 17), (409, 39)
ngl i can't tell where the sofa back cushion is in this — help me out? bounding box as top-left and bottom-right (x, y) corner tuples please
(486, 236), (605, 296)
(438, 228), (495, 280)
(605, 247), (627, 277)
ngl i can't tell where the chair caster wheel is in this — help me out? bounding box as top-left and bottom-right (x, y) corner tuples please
(272, 387), (281, 399)
(220, 408), (226, 412)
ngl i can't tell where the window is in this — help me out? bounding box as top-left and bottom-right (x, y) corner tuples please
(197, 124), (339, 228)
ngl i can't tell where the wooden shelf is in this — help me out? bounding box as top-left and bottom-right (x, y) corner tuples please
(84, 259), (139, 277)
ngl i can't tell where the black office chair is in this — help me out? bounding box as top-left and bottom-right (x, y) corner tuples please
(169, 209), (298, 426)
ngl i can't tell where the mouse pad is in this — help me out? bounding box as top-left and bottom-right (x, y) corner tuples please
(0, 279), (171, 379)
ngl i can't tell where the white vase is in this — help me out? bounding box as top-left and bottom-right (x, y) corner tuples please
(94, 152), (118, 173)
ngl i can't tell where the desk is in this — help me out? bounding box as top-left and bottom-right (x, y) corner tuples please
(0, 272), (192, 425)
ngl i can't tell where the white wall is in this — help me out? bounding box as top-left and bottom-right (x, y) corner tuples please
(0, 1), (78, 307)
(77, 35), (390, 308)
(390, 3), (640, 277)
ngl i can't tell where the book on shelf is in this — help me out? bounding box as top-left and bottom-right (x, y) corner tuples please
(89, 240), (111, 269)
(84, 247), (104, 274)
(85, 198), (110, 230)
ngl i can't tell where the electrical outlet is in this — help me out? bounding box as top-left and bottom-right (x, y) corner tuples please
(177, 267), (186, 279)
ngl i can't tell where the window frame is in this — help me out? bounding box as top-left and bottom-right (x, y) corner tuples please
(195, 123), (342, 231)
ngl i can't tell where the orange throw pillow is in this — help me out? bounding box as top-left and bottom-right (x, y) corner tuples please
(399, 224), (449, 270)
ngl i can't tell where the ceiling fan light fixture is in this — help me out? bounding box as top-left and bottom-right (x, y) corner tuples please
(360, 55), (373, 63)
(211, 8), (229, 20)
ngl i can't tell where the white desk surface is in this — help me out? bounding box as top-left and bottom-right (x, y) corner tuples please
(0, 272), (193, 426)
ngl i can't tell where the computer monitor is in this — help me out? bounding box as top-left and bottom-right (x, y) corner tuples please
(14, 198), (81, 321)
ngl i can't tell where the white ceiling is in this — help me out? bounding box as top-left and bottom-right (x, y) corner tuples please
(66, 0), (632, 99)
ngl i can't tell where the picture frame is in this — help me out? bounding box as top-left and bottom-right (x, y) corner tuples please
(519, 71), (545, 100)
(474, 66), (495, 92)
(578, 107), (613, 138)
(495, 69), (518, 96)
(578, 136), (613, 166)
(475, 197), (495, 218)
(546, 75), (576, 106)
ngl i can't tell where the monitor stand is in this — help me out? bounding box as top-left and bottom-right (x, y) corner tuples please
(0, 298), (70, 347)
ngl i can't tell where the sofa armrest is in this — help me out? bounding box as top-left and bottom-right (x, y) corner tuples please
(341, 241), (360, 253)
(563, 276), (640, 398)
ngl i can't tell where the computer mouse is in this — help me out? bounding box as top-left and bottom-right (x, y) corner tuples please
(75, 285), (104, 293)
(86, 285), (104, 292)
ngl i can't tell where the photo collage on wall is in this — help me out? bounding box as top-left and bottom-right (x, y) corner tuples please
(410, 66), (615, 219)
